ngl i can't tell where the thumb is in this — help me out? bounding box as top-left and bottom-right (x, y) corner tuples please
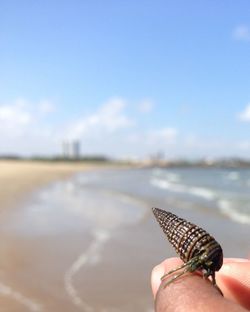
(151, 258), (247, 312)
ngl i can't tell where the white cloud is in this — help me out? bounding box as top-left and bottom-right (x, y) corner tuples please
(38, 100), (56, 114)
(138, 99), (154, 113)
(0, 105), (31, 125)
(0, 97), (137, 156)
(5, 97), (242, 159)
(0, 98), (56, 130)
(238, 104), (250, 121)
(147, 128), (177, 144)
(184, 134), (198, 147)
(181, 135), (246, 158)
(126, 128), (178, 146)
(65, 97), (134, 140)
(238, 141), (250, 150)
(0, 98), (58, 155)
(0, 99), (32, 134)
(233, 25), (250, 41)
(184, 134), (224, 150)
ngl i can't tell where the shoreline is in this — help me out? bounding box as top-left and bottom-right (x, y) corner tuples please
(0, 160), (124, 211)
(0, 162), (154, 311)
(0, 163), (249, 311)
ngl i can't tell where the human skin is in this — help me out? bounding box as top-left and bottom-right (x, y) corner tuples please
(151, 257), (250, 311)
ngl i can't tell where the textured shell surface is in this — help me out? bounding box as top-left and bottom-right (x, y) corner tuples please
(152, 207), (223, 272)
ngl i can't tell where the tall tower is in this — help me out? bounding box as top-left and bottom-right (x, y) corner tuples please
(72, 140), (80, 159)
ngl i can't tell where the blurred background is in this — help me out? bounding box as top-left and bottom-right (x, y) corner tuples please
(0, 1), (249, 311)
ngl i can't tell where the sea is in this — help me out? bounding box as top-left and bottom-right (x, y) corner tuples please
(0, 167), (249, 312)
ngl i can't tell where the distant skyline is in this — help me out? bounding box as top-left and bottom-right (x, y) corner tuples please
(1, 1), (250, 159)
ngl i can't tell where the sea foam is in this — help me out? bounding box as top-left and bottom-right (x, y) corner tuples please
(218, 199), (250, 225)
(151, 178), (216, 201)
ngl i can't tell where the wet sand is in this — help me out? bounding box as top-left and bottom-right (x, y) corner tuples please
(0, 161), (145, 312)
(0, 160), (97, 311)
(0, 161), (156, 312)
(2, 164), (247, 311)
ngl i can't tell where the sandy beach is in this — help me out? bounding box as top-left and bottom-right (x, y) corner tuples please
(0, 160), (106, 211)
(0, 160), (150, 312)
(0, 160), (99, 312)
(0, 161), (157, 312)
(0, 163), (249, 312)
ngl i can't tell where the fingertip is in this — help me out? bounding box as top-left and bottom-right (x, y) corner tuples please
(152, 258), (185, 310)
(151, 264), (164, 298)
(151, 258), (182, 297)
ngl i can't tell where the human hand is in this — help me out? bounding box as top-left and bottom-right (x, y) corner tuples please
(151, 257), (250, 311)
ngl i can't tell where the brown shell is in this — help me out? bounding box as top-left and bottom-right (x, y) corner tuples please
(152, 207), (223, 271)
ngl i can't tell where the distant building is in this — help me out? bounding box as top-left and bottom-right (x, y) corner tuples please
(72, 140), (80, 159)
(62, 140), (80, 159)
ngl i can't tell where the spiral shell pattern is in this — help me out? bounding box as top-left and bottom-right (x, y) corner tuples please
(152, 207), (223, 269)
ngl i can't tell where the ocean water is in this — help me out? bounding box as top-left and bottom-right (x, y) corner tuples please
(0, 167), (249, 311)
(150, 167), (250, 225)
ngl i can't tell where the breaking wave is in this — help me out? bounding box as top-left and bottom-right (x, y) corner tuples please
(151, 178), (216, 201)
(218, 200), (250, 225)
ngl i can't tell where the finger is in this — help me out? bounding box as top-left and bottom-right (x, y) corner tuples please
(217, 259), (250, 310)
(151, 258), (247, 312)
(151, 257), (182, 298)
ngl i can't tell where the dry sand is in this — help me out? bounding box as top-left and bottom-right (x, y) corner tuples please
(0, 160), (110, 210)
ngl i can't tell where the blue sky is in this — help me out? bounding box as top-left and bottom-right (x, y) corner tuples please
(1, 0), (250, 159)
